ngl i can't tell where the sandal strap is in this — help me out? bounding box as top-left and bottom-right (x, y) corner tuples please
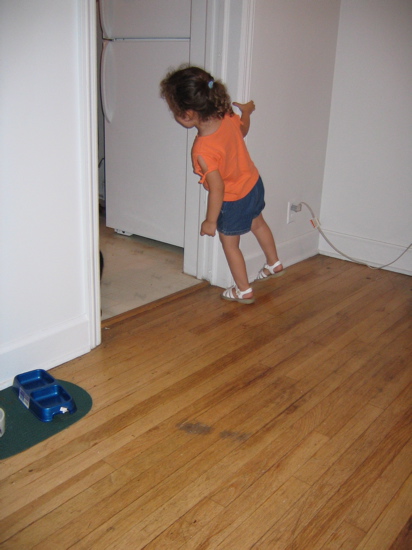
(265, 260), (282, 275)
(235, 286), (253, 299)
(222, 287), (235, 299)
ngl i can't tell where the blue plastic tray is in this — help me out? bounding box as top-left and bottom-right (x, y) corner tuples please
(14, 369), (55, 391)
(13, 369), (77, 422)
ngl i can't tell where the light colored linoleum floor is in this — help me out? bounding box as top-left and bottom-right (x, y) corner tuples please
(99, 213), (200, 320)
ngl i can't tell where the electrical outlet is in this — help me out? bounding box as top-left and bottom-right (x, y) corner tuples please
(287, 201), (301, 224)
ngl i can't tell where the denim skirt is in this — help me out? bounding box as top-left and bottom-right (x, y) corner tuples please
(217, 176), (265, 236)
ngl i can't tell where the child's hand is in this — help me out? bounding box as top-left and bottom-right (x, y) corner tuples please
(200, 220), (217, 237)
(232, 101), (255, 115)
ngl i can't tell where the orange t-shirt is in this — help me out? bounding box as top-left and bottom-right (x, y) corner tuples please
(191, 114), (259, 201)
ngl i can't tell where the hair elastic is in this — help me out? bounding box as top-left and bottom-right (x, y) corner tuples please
(208, 80), (214, 89)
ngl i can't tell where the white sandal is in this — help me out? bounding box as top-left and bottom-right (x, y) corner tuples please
(221, 285), (255, 304)
(256, 260), (284, 280)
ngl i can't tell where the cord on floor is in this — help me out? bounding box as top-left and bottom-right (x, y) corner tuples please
(298, 201), (412, 270)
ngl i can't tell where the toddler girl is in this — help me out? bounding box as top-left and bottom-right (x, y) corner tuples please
(160, 66), (283, 303)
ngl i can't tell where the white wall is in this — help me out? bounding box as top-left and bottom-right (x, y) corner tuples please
(239, 0), (341, 277)
(0, 0), (99, 388)
(320, 0), (412, 273)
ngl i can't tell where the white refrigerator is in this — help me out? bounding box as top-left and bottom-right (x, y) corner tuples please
(100, 0), (191, 247)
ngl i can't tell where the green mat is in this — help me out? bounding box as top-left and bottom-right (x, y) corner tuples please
(0, 380), (92, 460)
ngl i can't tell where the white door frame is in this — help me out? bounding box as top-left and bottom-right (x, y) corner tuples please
(82, 0), (101, 348)
(184, 0), (256, 288)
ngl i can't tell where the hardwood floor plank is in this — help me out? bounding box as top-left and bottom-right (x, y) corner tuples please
(207, 422), (327, 510)
(251, 385), (412, 549)
(320, 520), (366, 549)
(16, 372), (293, 547)
(183, 435), (324, 550)
(388, 516), (412, 550)
(74, 334), (402, 548)
(313, 325), (411, 438)
(143, 497), (225, 550)
(54, 326), (366, 548)
(1, 257), (411, 550)
(215, 476), (311, 550)
(38, 377), (300, 549)
(354, 474), (412, 550)
(298, 402), (412, 548)
(294, 403), (384, 486)
(345, 435), (412, 532)
(0, 461), (114, 545)
(104, 433), (325, 550)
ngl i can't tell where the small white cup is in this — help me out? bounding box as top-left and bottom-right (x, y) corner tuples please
(0, 408), (5, 437)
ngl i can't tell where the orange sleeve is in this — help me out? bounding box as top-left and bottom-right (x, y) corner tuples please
(192, 147), (220, 186)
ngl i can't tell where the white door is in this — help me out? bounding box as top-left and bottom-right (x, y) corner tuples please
(103, 39), (190, 246)
(99, 0), (191, 39)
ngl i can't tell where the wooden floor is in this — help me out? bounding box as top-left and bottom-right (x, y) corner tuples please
(1, 255), (411, 549)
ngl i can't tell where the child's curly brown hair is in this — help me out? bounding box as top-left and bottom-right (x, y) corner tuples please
(160, 65), (234, 121)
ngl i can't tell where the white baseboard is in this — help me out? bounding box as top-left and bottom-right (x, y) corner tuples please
(318, 229), (412, 276)
(0, 315), (92, 390)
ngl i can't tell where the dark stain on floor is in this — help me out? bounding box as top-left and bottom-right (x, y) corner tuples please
(177, 421), (251, 442)
(177, 421), (213, 435)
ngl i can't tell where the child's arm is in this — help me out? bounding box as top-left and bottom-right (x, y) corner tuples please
(201, 170), (224, 236)
(232, 101), (256, 137)
(198, 156), (224, 237)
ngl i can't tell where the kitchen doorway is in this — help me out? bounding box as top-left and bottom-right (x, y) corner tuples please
(99, 206), (200, 320)
(96, 2), (202, 321)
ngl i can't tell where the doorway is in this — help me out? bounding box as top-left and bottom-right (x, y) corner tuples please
(96, 1), (203, 320)
(99, 208), (200, 320)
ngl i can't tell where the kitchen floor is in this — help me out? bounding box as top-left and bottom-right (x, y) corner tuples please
(99, 211), (200, 320)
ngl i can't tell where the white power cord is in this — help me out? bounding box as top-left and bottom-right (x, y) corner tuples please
(298, 201), (412, 271)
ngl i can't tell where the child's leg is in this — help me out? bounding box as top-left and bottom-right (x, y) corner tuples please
(251, 214), (283, 274)
(219, 233), (253, 297)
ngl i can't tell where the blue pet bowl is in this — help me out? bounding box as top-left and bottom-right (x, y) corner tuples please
(13, 369), (77, 422)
